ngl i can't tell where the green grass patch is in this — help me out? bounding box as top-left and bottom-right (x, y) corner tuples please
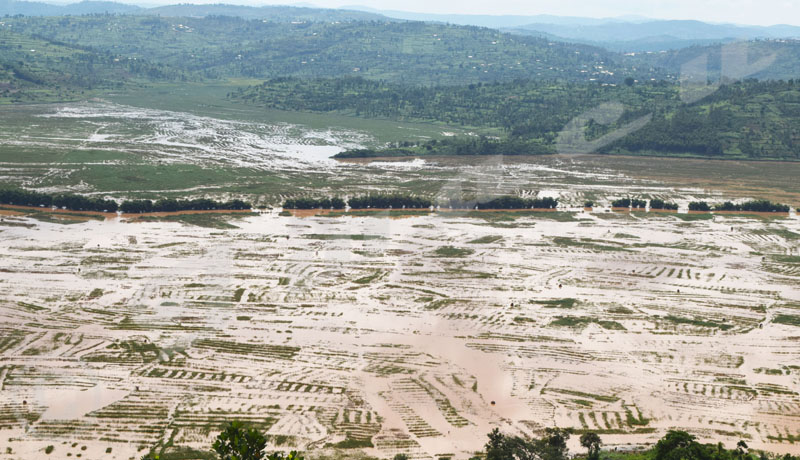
(533, 298), (577, 308)
(354, 271), (383, 284)
(433, 246), (474, 258)
(664, 315), (734, 331)
(550, 316), (625, 330)
(774, 314), (800, 327)
(552, 237), (627, 252)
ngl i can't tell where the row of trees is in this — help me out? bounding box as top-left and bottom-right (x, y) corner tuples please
(688, 200), (790, 213)
(348, 194), (433, 209)
(610, 198), (790, 212)
(119, 198), (251, 213)
(689, 201), (712, 211)
(713, 200), (790, 213)
(611, 198), (651, 209)
(282, 197), (346, 210)
(650, 199), (679, 210)
(0, 188), (119, 212)
(445, 196), (559, 210)
(0, 189), (251, 214)
(283, 195), (559, 210)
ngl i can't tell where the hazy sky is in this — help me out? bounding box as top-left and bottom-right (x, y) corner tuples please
(282, 0), (798, 26)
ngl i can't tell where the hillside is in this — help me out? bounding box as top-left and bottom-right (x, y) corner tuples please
(2, 15), (643, 85)
(0, 28), (181, 103)
(603, 79), (800, 159)
(230, 77), (800, 160)
(638, 39), (800, 81)
(229, 76), (679, 133)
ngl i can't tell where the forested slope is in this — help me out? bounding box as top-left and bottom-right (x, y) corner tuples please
(232, 77), (800, 160)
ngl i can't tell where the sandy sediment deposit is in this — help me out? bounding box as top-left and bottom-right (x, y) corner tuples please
(0, 210), (799, 459)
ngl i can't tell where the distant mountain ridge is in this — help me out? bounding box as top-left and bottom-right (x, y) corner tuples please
(0, 0), (387, 21)
(339, 6), (800, 52)
(507, 19), (800, 52)
(0, 0), (140, 15)
(144, 3), (388, 21)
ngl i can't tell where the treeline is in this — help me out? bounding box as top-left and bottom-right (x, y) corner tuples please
(650, 199), (679, 210)
(607, 197), (790, 212)
(335, 136), (555, 158)
(283, 194), (432, 210)
(283, 194), (558, 210)
(0, 188), (251, 214)
(687, 200), (790, 212)
(610, 197), (677, 210)
(348, 194), (433, 209)
(0, 188), (119, 212)
(713, 200), (790, 213)
(445, 196), (558, 209)
(119, 198), (251, 213)
(283, 197), (346, 209)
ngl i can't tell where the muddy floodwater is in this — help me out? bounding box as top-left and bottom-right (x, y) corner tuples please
(1, 208), (799, 459)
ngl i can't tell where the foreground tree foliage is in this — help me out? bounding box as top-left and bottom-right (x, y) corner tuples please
(212, 421), (268, 460)
(141, 424), (800, 460)
(486, 427), (571, 460)
(580, 432), (602, 460)
(484, 429), (798, 460)
(143, 422), (304, 460)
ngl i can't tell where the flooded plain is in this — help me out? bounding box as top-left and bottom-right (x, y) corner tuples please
(0, 208), (799, 459)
